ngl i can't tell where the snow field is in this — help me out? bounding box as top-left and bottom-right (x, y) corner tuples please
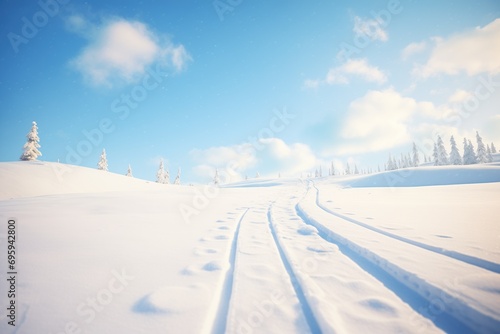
(269, 187), (443, 334)
(1, 161), (499, 333)
(297, 182), (500, 333)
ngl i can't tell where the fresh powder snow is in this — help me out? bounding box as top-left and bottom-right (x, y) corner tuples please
(0, 161), (499, 333)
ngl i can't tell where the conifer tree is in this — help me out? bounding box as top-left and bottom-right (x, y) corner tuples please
(412, 142), (419, 167)
(20, 121), (42, 161)
(214, 168), (220, 185)
(432, 143), (438, 166)
(436, 135), (448, 165)
(491, 143), (497, 154)
(174, 168), (181, 185)
(463, 139), (477, 165)
(476, 131), (488, 163)
(126, 164), (133, 177)
(156, 159), (165, 183)
(97, 149), (108, 171)
(164, 166), (170, 184)
(486, 145), (493, 163)
(449, 135), (462, 165)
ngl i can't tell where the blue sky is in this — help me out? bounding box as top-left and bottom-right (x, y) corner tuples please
(1, 0), (499, 183)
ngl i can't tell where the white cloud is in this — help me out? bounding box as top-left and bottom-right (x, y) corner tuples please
(337, 89), (415, 154)
(305, 58), (387, 88)
(414, 18), (500, 77)
(70, 18), (191, 86)
(190, 138), (321, 182)
(401, 41), (427, 60)
(353, 16), (388, 42)
(448, 89), (473, 104)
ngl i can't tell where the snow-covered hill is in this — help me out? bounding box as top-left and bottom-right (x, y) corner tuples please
(0, 161), (499, 334)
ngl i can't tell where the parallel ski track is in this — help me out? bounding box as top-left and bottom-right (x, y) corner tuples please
(209, 208), (249, 334)
(267, 203), (322, 334)
(297, 184), (499, 334)
(312, 182), (500, 274)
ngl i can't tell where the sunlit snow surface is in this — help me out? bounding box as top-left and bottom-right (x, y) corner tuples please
(0, 161), (499, 333)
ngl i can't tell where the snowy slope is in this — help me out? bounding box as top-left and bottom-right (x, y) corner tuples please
(0, 161), (499, 334)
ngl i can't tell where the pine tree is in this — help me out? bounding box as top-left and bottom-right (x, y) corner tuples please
(319, 166), (323, 177)
(214, 168), (220, 185)
(256, 172), (260, 178)
(491, 143), (497, 153)
(97, 149), (108, 171)
(486, 145), (493, 163)
(354, 164), (359, 174)
(432, 143), (438, 166)
(156, 159), (165, 183)
(164, 166), (170, 184)
(436, 135), (448, 165)
(345, 162), (351, 175)
(331, 161), (335, 176)
(174, 168), (181, 185)
(126, 164), (133, 177)
(449, 135), (462, 165)
(412, 142), (419, 167)
(463, 139), (477, 165)
(476, 131), (488, 163)
(20, 121), (42, 161)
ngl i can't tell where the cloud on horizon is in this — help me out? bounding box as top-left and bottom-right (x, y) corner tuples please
(190, 138), (322, 182)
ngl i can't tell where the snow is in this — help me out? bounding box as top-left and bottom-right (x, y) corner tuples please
(0, 161), (499, 333)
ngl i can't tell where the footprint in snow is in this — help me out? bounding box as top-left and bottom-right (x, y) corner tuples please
(297, 225), (318, 236)
(202, 261), (223, 271)
(214, 235), (229, 240)
(132, 285), (208, 314)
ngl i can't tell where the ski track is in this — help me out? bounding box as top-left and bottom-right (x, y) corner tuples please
(267, 203), (323, 334)
(298, 182), (500, 334)
(313, 183), (500, 274)
(206, 208), (249, 334)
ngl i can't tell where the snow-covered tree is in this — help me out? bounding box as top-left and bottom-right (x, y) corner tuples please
(164, 166), (170, 184)
(20, 121), (42, 161)
(436, 135), (448, 166)
(476, 131), (488, 163)
(174, 168), (181, 185)
(449, 135), (462, 165)
(255, 172), (260, 178)
(97, 149), (108, 171)
(463, 138), (477, 165)
(330, 161), (335, 176)
(432, 144), (438, 166)
(126, 164), (133, 177)
(412, 142), (420, 167)
(156, 160), (165, 183)
(214, 168), (220, 185)
(354, 164), (359, 174)
(345, 162), (351, 175)
(319, 166), (323, 177)
(486, 145), (493, 163)
(491, 142), (497, 153)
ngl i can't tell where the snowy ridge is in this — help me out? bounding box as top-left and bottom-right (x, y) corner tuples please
(333, 164), (500, 188)
(0, 161), (167, 200)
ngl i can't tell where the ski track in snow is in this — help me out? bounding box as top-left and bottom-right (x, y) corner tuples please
(267, 203), (322, 334)
(205, 208), (249, 334)
(312, 183), (500, 274)
(297, 181), (500, 334)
